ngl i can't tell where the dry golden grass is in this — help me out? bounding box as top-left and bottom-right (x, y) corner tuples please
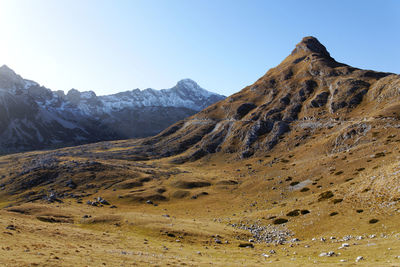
(1, 124), (400, 266)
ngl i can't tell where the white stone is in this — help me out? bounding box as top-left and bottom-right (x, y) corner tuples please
(356, 256), (364, 262)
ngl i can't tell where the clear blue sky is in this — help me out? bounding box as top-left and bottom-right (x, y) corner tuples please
(0, 0), (398, 96)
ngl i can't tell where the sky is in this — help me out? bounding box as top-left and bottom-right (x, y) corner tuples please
(0, 0), (399, 96)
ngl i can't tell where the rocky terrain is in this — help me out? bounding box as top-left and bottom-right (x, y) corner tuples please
(1, 37), (400, 266)
(0, 67), (225, 154)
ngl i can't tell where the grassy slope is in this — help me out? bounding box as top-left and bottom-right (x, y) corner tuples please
(1, 118), (400, 266)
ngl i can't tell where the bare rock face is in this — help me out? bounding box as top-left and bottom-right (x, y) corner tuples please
(0, 65), (27, 91)
(291, 36), (331, 58)
(131, 36), (397, 161)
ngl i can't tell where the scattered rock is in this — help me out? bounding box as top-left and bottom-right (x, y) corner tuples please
(5, 225), (16, 231)
(231, 223), (293, 244)
(66, 180), (77, 189)
(319, 251), (335, 257)
(356, 256), (364, 262)
(97, 197), (110, 205)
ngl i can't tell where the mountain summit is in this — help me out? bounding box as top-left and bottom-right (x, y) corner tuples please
(130, 36), (397, 161)
(291, 36), (331, 58)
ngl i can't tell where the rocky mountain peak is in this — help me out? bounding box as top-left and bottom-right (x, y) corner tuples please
(174, 78), (216, 99)
(0, 65), (27, 91)
(0, 64), (16, 75)
(131, 36), (397, 162)
(176, 79), (200, 89)
(291, 36), (331, 58)
(66, 88), (82, 105)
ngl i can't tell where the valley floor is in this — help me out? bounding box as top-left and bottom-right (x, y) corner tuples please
(1, 120), (400, 266)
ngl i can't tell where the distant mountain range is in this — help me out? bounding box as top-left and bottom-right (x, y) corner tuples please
(0, 65), (225, 154)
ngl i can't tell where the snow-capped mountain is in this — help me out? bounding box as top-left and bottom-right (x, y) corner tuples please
(0, 65), (225, 154)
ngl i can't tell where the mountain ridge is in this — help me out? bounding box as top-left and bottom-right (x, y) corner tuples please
(0, 67), (225, 154)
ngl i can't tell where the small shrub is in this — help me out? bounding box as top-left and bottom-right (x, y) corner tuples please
(300, 209), (310, 215)
(300, 187), (310, 192)
(238, 243), (254, 248)
(318, 191), (334, 201)
(369, 219), (379, 224)
(273, 218), (288, 225)
(330, 212), (339, 216)
(286, 210), (300, 217)
(356, 209), (364, 213)
(374, 152), (386, 158)
(332, 198), (343, 204)
(356, 168), (365, 172)
(334, 171), (344, 175)
(290, 181), (300, 186)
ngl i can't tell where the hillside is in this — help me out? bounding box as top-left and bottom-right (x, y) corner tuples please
(1, 37), (400, 266)
(125, 36), (398, 162)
